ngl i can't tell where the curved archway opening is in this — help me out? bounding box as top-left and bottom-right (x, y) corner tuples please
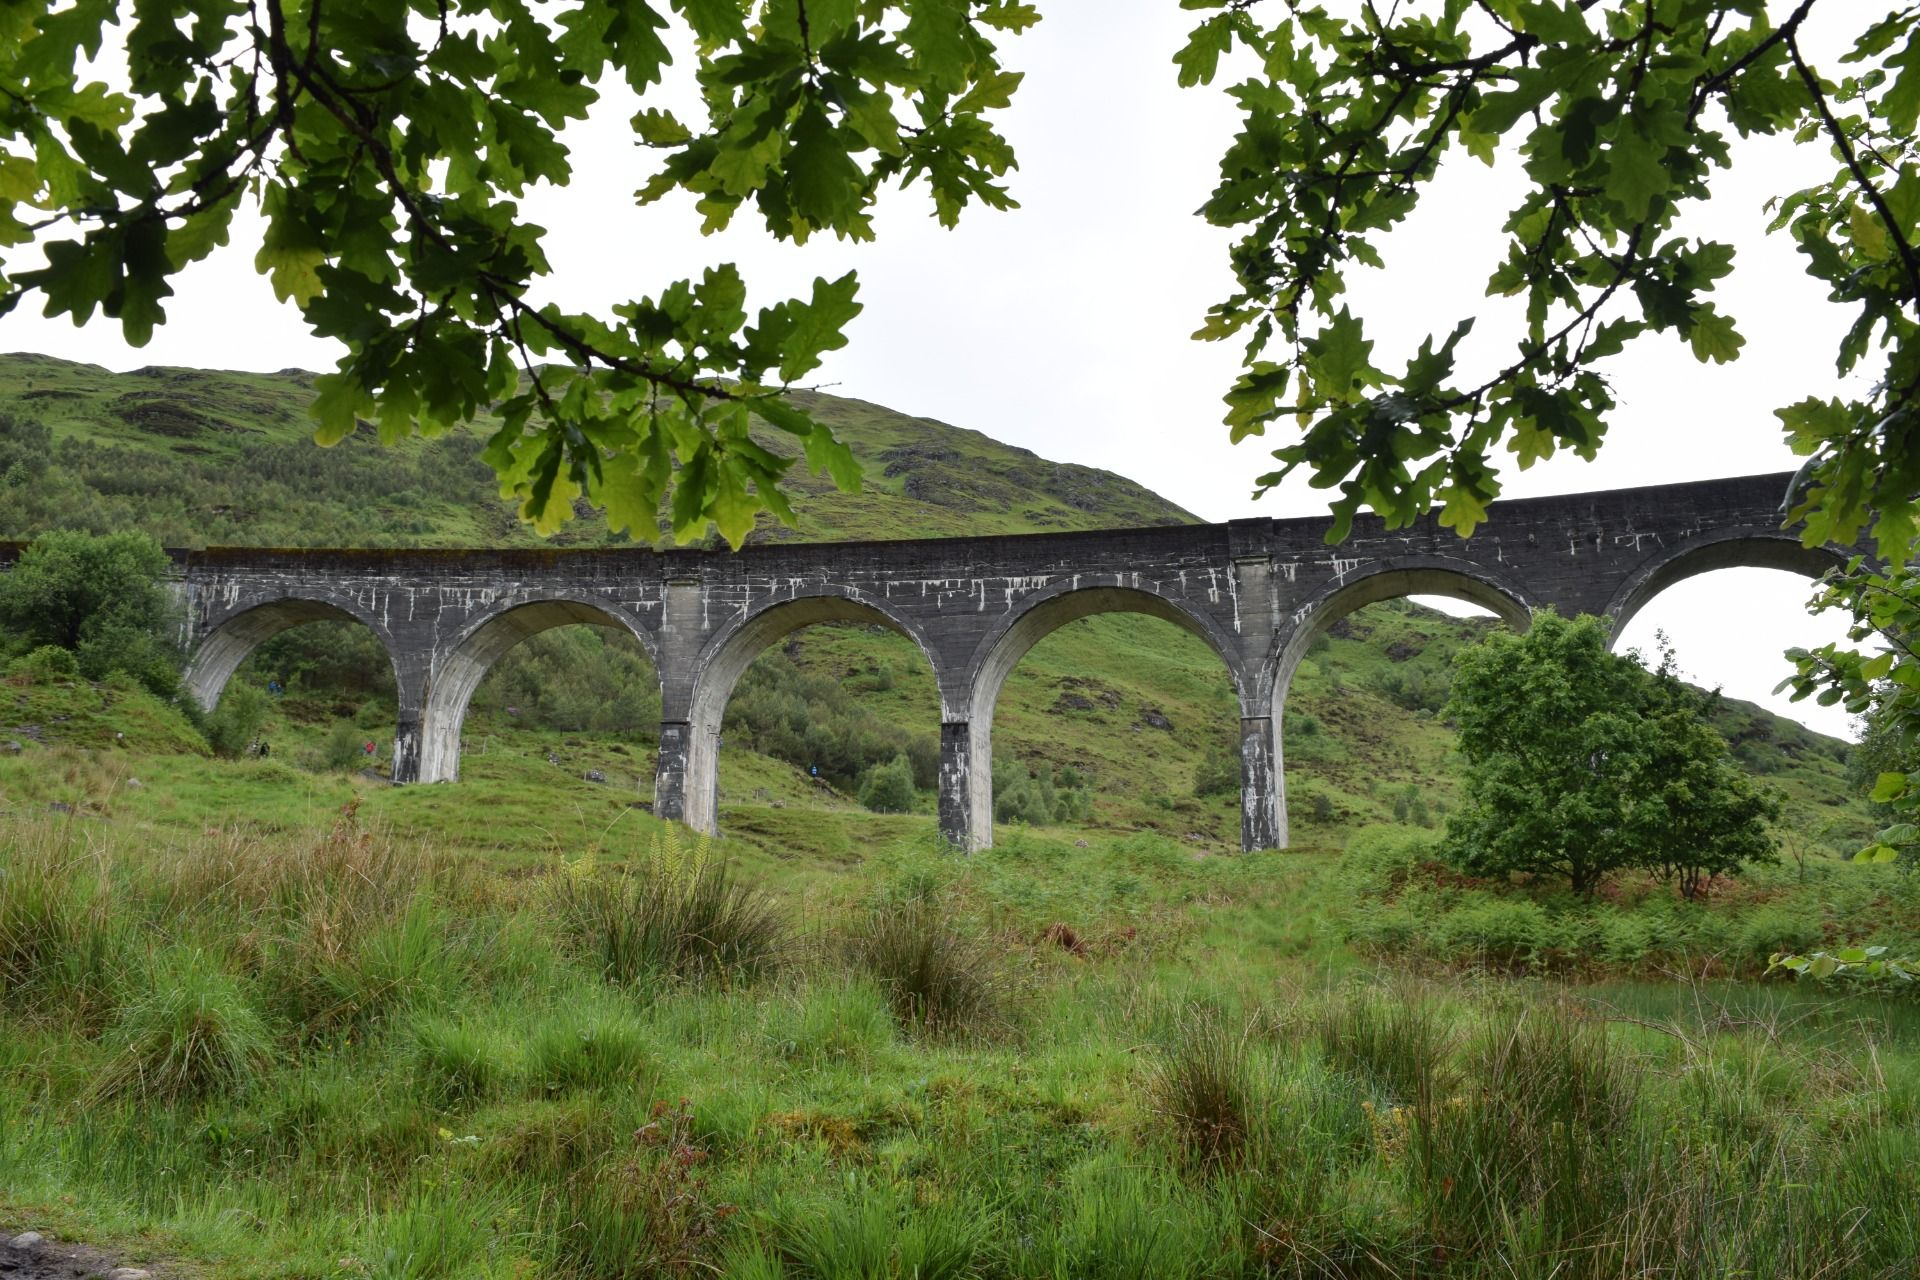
(187, 601), (402, 772)
(966, 587), (1247, 851)
(418, 601), (660, 786)
(1272, 568), (1531, 844)
(681, 596), (941, 835)
(1614, 564), (1858, 740)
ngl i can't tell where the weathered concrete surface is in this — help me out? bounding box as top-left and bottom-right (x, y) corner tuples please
(150, 470), (1845, 852)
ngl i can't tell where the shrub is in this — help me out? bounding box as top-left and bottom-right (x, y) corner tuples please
(994, 759), (1093, 825)
(92, 946), (271, 1103)
(9, 644), (81, 682)
(858, 752), (916, 813)
(1193, 742), (1238, 798)
(848, 895), (1013, 1038)
(1340, 825), (1436, 898)
(550, 829), (787, 987)
(204, 682), (272, 758)
(0, 529), (181, 696)
(1429, 896), (1554, 970)
(1147, 1009), (1258, 1171)
(319, 719), (365, 771)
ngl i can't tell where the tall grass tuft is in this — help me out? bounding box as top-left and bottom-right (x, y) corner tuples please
(1413, 1001), (1638, 1259)
(1146, 1008), (1258, 1172)
(546, 1100), (731, 1278)
(774, 1180), (985, 1280)
(367, 1193), (498, 1280)
(91, 946), (271, 1103)
(0, 826), (124, 1026)
(527, 1009), (654, 1095)
(1315, 985), (1455, 1106)
(550, 828), (787, 987)
(409, 1013), (509, 1104)
(847, 894), (1014, 1038)
(302, 897), (471, 1030)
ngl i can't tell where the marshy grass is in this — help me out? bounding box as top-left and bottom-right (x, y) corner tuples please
(90, 945), (270, 1103)
(1147, 1007), (1260, 1172)
(550, 828), (788, 988)
(6, 814), (1920, 1278)
(847, 892), (1018, 1038)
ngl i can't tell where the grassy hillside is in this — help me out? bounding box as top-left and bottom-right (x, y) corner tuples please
(0, 354), (1192, 548)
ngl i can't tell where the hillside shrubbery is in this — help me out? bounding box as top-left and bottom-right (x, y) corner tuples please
(0, 528), (181, 697)
(724, 644), (937, 794)
(994, 759), (1092, 826)
(1339, 825), (1920, 976)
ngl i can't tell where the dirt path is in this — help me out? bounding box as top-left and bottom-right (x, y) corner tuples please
(2, 1229), (158, 1280)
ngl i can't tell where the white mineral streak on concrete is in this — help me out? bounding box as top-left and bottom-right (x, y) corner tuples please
(1330, 557), (1360, 582)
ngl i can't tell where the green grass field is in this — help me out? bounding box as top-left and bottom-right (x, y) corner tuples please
(5, 792), (1919, 1279)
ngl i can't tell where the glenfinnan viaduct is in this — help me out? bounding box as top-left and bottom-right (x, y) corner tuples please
(162, 471), (1845, 852)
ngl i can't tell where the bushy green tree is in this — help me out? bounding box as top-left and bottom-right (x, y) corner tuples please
(1631, 692), (1781, 900)
(319, 720), (365, 772)
(0, 529), (179, 696)
(203, 683), (271, 759)
(992, 758), (1090, 826)
(1443, 612), (1776, 896)
(858, 753), (917, 814)
(723, 646), (935, 792)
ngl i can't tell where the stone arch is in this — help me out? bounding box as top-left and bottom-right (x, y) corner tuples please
(1266, 561), (1533, 850)
(183, 597), (399, 714)
(677, 590), (942, 835)
(418, 597), (659, 783)
(1271, 561), (1534, 718)
(1602, 531), (1847, 640)
(960, 584), (1253, 851)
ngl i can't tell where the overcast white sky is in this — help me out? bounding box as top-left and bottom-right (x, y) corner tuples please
(3, 3), (1870, 736)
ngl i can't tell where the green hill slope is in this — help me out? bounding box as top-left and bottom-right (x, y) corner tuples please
(0, 354), (1193, 547)
(0, 353), (1875, 857)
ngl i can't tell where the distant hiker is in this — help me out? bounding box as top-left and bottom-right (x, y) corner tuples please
(267, 680), (284, 698)
(363, 740), (376, 757)
(809, 763), (819, 778)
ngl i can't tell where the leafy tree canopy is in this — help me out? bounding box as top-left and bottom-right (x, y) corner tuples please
(1182, 0), (1919, 555)
(0, 0), (1035, 547)
(1443, 611), (1777, 896)
(0, 527), (181, 694)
